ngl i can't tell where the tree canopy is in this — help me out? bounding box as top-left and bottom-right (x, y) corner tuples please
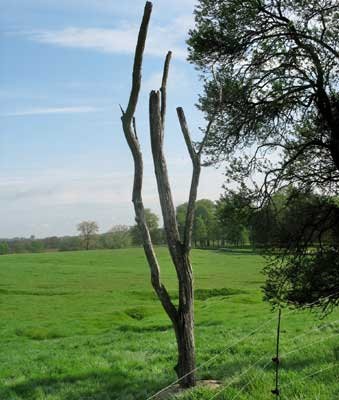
(130, 208), (161, 245)
(188, 0), (339, 311)
(77, 221), (99, 250)
(188, 0), (339, 199)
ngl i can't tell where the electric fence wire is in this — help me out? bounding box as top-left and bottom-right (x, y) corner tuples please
(280, 318), (339, 347)
(145, 314), (278, 400)
(281, 362), (339, 391)
(229, 358), (339, 400)
(228, 319), (339, 400)
(145, 291), (339, 400)
(207, 328), (339, 399)
(230, 359), (273, 400)
(208, 356), (273, 400)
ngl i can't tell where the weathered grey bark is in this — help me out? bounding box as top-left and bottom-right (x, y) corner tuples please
(120, 1), (213, 388)
(120, 1), (177, 329)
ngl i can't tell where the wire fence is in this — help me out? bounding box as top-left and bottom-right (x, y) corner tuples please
(145, 291), (339, 400)
(211, 329), (339, 400)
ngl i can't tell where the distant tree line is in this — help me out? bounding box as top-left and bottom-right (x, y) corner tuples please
(0, 226), (132, 254)
(3, 190), (336, 255)
(0, 211), (165, 255)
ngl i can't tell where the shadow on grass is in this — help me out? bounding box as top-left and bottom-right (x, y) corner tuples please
(8, 368), (171, 400)
(216, 249), (259, 256)
(7, 359), (258, 400)
(282, 355), (336, 372)
(117, 323), (172, 333)
(0, 288), (74, 296)
(6, 354), (334, 400)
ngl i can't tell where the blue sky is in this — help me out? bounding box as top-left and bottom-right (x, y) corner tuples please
(0, 0), (225, 238)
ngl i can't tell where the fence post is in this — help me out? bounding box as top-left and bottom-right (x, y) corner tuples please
(272, 308), (282, 398)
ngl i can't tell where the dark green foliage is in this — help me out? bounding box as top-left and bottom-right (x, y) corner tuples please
(257, 188), (339, 310)
(189, 0), (339, 312)
(194, 287), (245, 300)
(264, 247), (339, 313)
(59, 236), (82, 252)
(29, 241), (44, 253)
(216, 188), (251, 246)
(176, 199), (221, 247)
(250, 189), (339, 249)
(130, 208), (163, 245)
(3, 226), (133, 254)
(188, 0), (339, 198)
(102, 225), (132, 249)
(0, 242), (9, 255)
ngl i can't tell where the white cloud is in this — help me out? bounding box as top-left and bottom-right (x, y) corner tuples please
(21, 14), (194, 59)
(1, 106), (101, 117)
(0, 160), (226, 238)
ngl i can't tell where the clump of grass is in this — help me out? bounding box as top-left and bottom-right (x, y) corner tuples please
(0, 288), (73, 296)
(125, 307), (147, 320)
(15, 327), (65, 340)
(195, 288), (245, 301)
(117, 323), (172, 333)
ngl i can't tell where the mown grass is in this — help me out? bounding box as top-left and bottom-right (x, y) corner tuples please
(0, 248), (338, 399)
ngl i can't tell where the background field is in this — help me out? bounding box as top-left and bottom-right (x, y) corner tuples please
(0, 248), (338, 399)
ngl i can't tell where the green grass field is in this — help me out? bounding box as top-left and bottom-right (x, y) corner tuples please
(0, 248), (338, 399)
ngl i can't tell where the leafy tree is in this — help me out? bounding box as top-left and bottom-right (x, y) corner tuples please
(188, 0), (339, 197)
(265, 247), (339, 313)
(59, 236), (82, 252)
(176, 203), (188, 241)
(0, 242), (9, 255)
(188, 0), (339, 309)
(130, 209), (159, 245)
(30, 240), (44, 253)
(176, 199), (217, 247)
(253, 188), (339, 310)
(42, 236), (60, 250)
(77, 221), (99, 250)
(10, 240), (26, 253)
(150, 228), (166, 245)
(216, 189), (251, 246)
(193, 216), (208, 246)
(104, 225), (131, 249)
(195, 199), (215, 246)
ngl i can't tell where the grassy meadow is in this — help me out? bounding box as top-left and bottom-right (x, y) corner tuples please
(0, 248), (338, 399)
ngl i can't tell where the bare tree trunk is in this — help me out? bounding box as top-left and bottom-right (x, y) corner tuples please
(149, 80), (197, 387)
(173, 254), (195, 387)
(119, 1), (214, 388)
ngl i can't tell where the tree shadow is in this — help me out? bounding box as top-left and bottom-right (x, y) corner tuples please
(8, 368), (177, 400)
(281, 354), (337, 372)
(214, 248), (259, 256)
(6, 353), (337, 399)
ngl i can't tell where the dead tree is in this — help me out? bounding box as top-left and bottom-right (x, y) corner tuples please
(120, 1), (213, 388)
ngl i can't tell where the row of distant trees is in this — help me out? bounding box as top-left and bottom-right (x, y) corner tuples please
(0, 214), (163, 255)
(2, 190), (337, 255)
(0, 225), (133, 254)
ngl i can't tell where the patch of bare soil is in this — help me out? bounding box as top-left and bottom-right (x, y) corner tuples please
(154, 380), (222, 399)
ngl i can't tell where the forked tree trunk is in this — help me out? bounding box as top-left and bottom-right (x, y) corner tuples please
(173, 254), (195, 387)
(120, 1), (214, 388)
(149, 87), (198, 387)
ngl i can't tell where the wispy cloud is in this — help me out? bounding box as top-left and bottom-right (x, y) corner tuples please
(20, 15), (194, 59)
(1, 106), (101, 117)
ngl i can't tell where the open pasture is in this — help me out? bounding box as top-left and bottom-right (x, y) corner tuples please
(0, 248), (338, 399)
